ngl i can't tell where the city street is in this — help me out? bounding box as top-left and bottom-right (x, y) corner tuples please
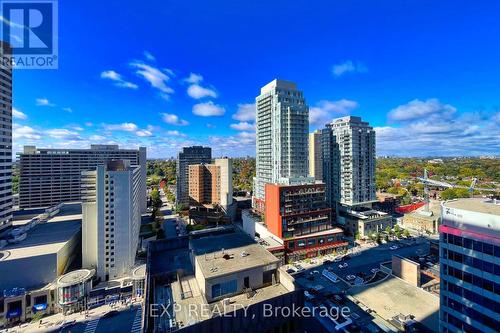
(56, 306), (141, 333)
(292, 238), (429, 286)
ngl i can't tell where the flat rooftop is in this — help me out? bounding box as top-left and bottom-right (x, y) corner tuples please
(443, 198), (500, 216)
(191, 232), (280, 279)
(0, 204), (82, 262)
(349, 276), (439, 332)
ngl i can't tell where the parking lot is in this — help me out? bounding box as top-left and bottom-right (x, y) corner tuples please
(288, 237), (429, 286)
(289, 237), (430, 332)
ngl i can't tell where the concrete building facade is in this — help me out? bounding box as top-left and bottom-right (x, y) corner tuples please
(188, 158), (233, 209)
(253, 79), (313, 212)
(18, 145), (147, 211)
(176, 146), (212, 207)
(81, 160), (142, 281)
(439, 198), (500, 333)
(0, 50), (12, 235)
(322, 116), (376, 208)
(308, 130), (323, 181)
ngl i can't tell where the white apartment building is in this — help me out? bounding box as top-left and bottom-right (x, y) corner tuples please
(18, 145), (147, 212)
(309, 130), (323, 181)
(81, 160), (142, 281)
(322, 116), (376, 207)
(253, 79), (313, 211)
(0, 48), (12, 234)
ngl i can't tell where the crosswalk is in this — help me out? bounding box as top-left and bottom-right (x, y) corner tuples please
(83, 318), (100, 333)
(130, 307), (142, 333)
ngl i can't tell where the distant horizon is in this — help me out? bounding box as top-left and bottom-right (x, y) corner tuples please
(11, 1), (500, 158)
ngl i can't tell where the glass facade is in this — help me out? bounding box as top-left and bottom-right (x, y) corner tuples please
(440, 228), (500, 333)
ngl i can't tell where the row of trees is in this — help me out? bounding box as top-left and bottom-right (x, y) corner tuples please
(356, 225), (410, 243)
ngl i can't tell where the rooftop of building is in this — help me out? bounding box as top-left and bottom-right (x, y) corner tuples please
(348, 275), (439, 332)
(442, 197), (500, 216)
(21, 145), (144, 154)
(260, 79), (297, 94)
(345, 208), (389, 220)
(0, 203), (82, 262)
(191, 232), (280, 279)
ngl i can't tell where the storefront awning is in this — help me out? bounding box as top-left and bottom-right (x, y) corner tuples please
(33, 303), (48, 312)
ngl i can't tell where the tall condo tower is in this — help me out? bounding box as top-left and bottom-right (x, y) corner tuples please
(253, 79), (312, 212)
(322, 116), (376, 208)
(0, 45), (12, 234)
(81, 160), (142, 281)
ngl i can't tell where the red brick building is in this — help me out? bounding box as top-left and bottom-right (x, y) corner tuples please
(264, 183), (348, 262)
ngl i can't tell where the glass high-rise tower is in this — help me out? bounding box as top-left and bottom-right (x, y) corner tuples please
(253, 79), (313, 212)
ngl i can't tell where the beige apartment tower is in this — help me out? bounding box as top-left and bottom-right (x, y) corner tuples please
(309, 130), (323, 181)
(188, 158), (233, 209)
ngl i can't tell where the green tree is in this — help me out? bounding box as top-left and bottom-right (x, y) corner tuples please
(403, 229), (410, 238)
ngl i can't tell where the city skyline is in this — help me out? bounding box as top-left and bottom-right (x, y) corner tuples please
(10, 0), (500, 158)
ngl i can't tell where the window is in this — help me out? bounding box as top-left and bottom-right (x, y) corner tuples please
(211, 279), (237, 298)
(297, 240), (306, 247)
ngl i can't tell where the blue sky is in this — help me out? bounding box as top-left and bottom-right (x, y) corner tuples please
(10, 0), (500, 158)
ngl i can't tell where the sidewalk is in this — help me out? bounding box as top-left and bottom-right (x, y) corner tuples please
(1, 301), (142, 333)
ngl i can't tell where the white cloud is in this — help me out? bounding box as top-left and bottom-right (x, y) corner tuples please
(230, 122), (255, 131)
(187, 84), (217, 99)
(388, 98), (456, 122)
(45, 129), (80, 140)
(89, 135), (106, 141)
(309, 99), (359, 126)
(130, 62), (174, 94)
(36, 98), (55, 107)
(100, 70), (138, 89)
(232, 103), (255, 121)
(12, 108), (27, 120)
(377, 101), (500, 156)
(136, 130), (153, 137)
(85, 122), (93, 127)
(104, 123), (138, 132)
(143, 51), (155, 61)
(13, 124), (41, 140)
(161, 113), (189, 126)
(183, 73), (203, 84)
(192, 101), (225, 117)
(62, 107), (73, 113)
(332, 60), (367, 77)
(167, 130), (187, 137)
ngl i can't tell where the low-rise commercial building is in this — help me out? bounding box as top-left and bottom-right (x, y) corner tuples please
(401, 200), (441, 234)
(0, 204), (82, 325)
(339, 207), (393, 238)
(265, 183), (348, 262)
(144, 229), (304, 333)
